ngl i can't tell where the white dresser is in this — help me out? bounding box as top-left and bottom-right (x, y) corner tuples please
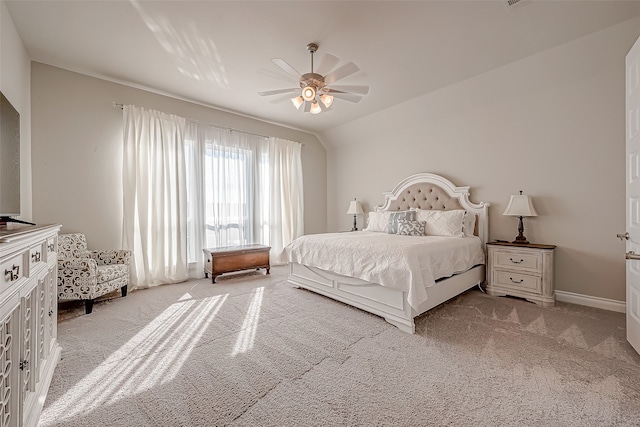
(486, 241), (556, 307)
(0, 224), (61, 427)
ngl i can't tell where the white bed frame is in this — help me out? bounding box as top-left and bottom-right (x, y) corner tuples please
(287, 173), (490, 334)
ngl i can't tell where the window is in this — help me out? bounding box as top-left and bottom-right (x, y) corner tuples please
(204, 144), (255, 249)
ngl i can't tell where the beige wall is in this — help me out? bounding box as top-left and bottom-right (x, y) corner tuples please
(0, 1), (32, 221)
(321, 17), (640, 303)
(30, 63), (326, 250)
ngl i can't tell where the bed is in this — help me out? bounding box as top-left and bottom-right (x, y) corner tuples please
(278, 173), (490, 334)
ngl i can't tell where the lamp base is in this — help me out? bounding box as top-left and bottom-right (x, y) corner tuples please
(511, 216), (530, 244)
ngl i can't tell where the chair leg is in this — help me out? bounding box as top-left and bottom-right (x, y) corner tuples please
(85, 299), (94, 314)
(121, 285), (128, 297)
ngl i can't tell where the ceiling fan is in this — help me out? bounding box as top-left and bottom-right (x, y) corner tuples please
(258, 43), (369, 115)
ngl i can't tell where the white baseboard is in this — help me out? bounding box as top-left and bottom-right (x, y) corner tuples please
(555, 290), (626, 313)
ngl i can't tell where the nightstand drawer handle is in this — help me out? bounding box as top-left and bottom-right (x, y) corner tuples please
(509, 258), (524, 264)
(509, 277), (524, 284)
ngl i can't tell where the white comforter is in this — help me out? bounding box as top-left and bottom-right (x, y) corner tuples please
(276, 231), (485, 309)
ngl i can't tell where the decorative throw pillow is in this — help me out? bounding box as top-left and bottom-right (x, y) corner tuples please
(387, 211), (417, 234)
(397, 219), (426, 236)
(463, 211), (476, 237)
(414, 209), (465, 237)
(364, 211), (391, 232)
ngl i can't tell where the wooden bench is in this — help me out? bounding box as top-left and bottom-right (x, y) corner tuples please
(203, 244), (270, 283)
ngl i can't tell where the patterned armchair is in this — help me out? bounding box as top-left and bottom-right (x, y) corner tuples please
(57, 233), (131, 314)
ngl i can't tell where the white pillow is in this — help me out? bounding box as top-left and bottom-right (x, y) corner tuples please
(414, 209), (465, 237)
(463, 211), (477, 237)
(364, 211), (391, 232)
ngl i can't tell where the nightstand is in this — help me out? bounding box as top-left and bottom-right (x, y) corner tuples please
(486, 241), (556, 307)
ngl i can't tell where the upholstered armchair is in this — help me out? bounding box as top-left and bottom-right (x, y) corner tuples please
(57, 233), (131, 314)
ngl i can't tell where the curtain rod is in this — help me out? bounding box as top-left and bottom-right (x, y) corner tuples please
(112, 102), (302, 145)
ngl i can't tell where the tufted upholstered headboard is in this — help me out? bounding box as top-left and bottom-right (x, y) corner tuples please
(375, 173), (490, 245)
(386, 183), (463, 211)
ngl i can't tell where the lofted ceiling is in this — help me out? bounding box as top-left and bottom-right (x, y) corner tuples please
(5, 0), (640, 134)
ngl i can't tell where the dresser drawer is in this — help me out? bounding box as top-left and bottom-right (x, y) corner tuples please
(1, 251), (26, 289)
(494, 250), (542, 272)
(47, 236), (57, 254)
(494, 270), (541, 293)
(29, 240), (46, 274)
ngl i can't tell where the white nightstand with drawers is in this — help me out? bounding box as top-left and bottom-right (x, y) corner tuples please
(486, 241), (556, 307)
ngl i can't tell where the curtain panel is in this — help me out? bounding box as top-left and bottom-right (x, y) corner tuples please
(123, 106), (189, 287)
(123, 105), (303, 288)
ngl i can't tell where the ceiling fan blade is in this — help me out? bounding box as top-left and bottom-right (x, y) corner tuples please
(257, 68), (299, 84)
(324, 62), (360, 85)
(316, 53), (340, 76)
(326, 90), (363, 103)
(324, 84), (369, 95)
(272, 58), (301, 80)
(269, 93), (297, 104)
(258, 88), (299, 96)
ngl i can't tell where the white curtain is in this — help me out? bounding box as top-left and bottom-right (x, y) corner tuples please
(184, 122), (207, 278)
(122, 106), (190, 288)
(264, 137), (304, 259)
(123, 106), (304, 287)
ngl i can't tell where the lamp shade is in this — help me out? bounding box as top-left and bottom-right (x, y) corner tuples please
(291, 96), (304, 110)
(320, 94), (333, 108)
(346, 200), (364, 215)
(310, 101), (321, 115)
(503, 194), (538, 217)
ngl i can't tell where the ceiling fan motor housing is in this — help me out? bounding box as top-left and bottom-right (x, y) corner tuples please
(300, 73), (325, 87)
(300, 72), (326, 96)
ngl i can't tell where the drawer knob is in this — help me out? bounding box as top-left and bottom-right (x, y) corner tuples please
(509, 258), (524, 264)
(509, 277), (524, 284)
(4, 265), (19, 281)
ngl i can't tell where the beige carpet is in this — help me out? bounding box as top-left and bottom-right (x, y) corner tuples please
(41, 266), (640, 426)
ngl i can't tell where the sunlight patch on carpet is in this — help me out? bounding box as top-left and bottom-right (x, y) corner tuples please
(42, 293), (228, 423)
(232, 286), (264, 356)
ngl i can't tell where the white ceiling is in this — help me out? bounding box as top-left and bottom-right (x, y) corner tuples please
(6, 0), (640, 134)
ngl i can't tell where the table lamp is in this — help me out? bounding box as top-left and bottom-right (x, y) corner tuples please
(503, 191), (538, 244)
(346, 198), (364, 231)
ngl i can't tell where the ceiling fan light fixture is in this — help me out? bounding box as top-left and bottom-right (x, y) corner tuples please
(310, 101), (321, 115)
(302, 85), (316, 101)
(291, 96), (304, 110)
(320, 94), (333, 108)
